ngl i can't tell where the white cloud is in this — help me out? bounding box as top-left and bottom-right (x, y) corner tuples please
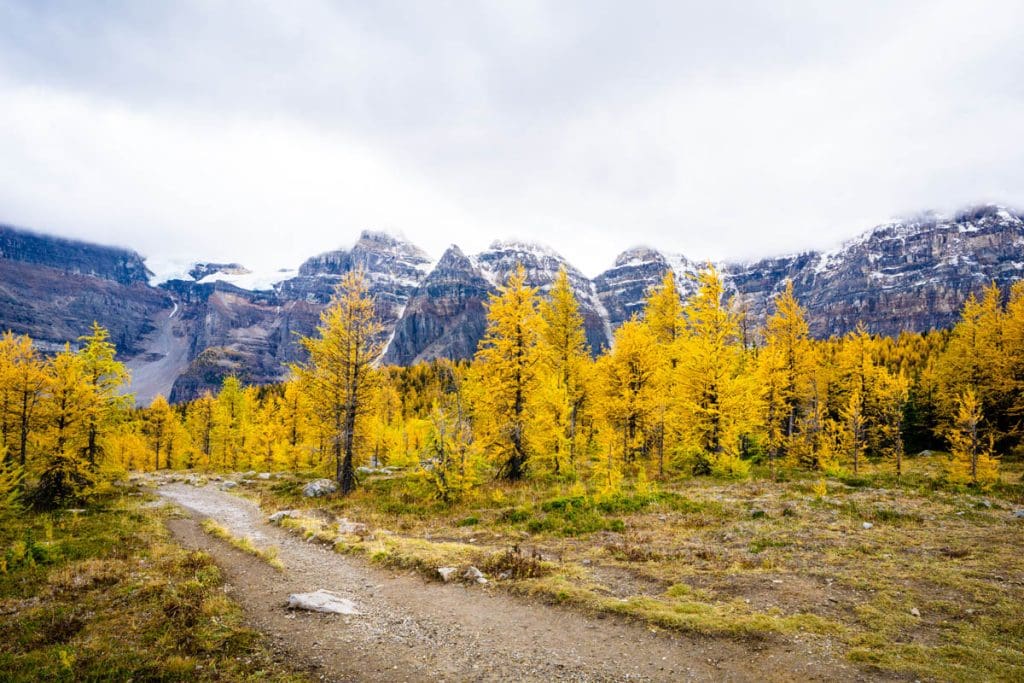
(0, 0), (1022, 276)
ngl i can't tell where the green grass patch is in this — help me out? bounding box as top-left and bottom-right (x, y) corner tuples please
(200, 519), (284, 571)
(0, 497), (302, 682)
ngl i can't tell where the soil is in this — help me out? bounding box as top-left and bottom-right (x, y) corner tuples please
(157, 483), (894, 682)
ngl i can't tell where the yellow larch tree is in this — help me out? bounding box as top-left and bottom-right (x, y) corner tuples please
(762, 280), (814, 459)
(32, 345), (94, 508)
(676, 266), (755, 476)
(294, 270), (383, 494)
(597, 318), (659, 466)
(536, 267), (591, 476)
(78, 322), (131, 469)
(642, 270), (685, 477)
(472, 264), (542, 481)
(946, 389), (999, 487)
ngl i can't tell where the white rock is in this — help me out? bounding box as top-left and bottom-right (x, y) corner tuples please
(438, 567), (457, 582)
(258, 472), (271, 480)
(336, 518), (369, 535)
(221, 481), (238, 490)
(287, 590), (360, 615)
(269, 510), (300, 524)
(862, 522), (873, 530)
(463, 566), (487, 584)
(910, 607), (921, 617)
(303, 479), (338, 497)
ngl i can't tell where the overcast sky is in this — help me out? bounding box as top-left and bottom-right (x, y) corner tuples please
(0, 1), (1022, 276)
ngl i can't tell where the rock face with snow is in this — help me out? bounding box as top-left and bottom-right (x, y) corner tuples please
(593, 206), (1024, 338)
(0, 224), (168, 355)
(748, 205), (1024, 337)
(384, 240), (613, 364)
(164, 230), (433, 400)
(382, 245), (493, 365)
(2, 204), (1023, 403)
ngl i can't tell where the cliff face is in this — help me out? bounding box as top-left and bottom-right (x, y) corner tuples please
(0, 224), (152, 286)
(383, 246), (492, 365)
(2, 205), (1022, 404)
(0, 225), (168, 355)
(717, 206), (1024, 337)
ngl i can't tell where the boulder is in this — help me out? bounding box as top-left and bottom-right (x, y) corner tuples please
(303, 479), (338, 497)
(862, 522), (873, 530)
(221, 481), (238, 490)
(1013, 509), (1024, 519)
(287, 590), (360, 615)
(258, 472), (271, 480)
(438, 567), (457, 582)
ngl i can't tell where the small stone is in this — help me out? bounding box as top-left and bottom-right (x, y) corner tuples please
(221, 481), (238, 490)
(862, 522), (873, 530)
(437, 567), (457, 582)
(1012, 509), (1024, 519)
(910, 607), (921, 617)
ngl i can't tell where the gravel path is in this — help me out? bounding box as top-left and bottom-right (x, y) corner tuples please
(157, 483), (888, 682)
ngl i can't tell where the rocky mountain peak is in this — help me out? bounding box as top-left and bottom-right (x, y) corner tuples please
(612, 246), (667, 269)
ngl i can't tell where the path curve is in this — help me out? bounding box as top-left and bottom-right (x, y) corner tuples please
(157, 483), (883, 682)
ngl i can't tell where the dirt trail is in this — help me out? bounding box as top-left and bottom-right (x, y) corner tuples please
(156, 484), (885, 682)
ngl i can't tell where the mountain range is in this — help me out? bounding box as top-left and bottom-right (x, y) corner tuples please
(1, 204), (1021, 404)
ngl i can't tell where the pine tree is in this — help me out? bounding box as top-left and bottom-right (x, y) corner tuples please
(473, 264), (541, 480)
(294, 270), (383, 494)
